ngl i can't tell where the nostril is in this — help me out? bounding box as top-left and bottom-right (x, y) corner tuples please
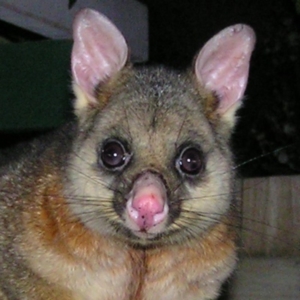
(125, 171), (169, 231)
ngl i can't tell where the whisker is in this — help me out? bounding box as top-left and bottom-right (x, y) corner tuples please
(179, 209), (300, 252)
(174, 110), (189, 150)
(122, 102), (134, 145)
(233, 143), (298, 170)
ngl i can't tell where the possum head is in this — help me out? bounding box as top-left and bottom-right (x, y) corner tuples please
(66, 9), (255, 246)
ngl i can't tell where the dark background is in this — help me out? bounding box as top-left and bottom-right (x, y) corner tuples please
(138, 0), (300, 177)
(1, 0), (300, 178)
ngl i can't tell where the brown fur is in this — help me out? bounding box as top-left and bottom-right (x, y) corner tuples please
(15, 169), (235, 300)
(0, 69), (237, 299)
(0, 66), (237, 300)
(0, 12), (254, 299)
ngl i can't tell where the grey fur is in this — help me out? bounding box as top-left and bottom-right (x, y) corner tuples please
(0, 65), (237, 299)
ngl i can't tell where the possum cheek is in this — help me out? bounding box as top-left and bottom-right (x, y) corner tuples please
(124, 172), (169, 237)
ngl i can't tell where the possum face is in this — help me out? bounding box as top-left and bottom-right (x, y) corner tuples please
(69, 68), (233, 246)
(66, 9), (255, 246)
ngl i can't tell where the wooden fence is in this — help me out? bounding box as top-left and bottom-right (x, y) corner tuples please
(240, 175), (300, 256)
(228, 175), (300, 300)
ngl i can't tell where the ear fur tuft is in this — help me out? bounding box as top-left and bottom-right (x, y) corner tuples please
(195, 24), (255, 123)
(71, 9), (128, 111)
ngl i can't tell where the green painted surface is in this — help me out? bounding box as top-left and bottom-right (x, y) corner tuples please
(0, 40), (73, 131)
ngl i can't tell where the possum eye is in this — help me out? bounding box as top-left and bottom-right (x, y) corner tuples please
(99, 140), (129, 170)
(177, 147), (203, 176)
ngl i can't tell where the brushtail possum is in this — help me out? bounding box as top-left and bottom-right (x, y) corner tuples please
(0, 9), (255, 300)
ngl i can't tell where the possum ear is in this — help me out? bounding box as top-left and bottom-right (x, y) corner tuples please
(195, 24), (255, 123)
(71, 9), (128, 111)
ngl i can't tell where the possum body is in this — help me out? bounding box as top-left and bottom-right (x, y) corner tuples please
(0, 9), (255, 300)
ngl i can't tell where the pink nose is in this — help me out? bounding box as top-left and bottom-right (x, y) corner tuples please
(126, 172), (169, 231)
(131, 193), (165, 229)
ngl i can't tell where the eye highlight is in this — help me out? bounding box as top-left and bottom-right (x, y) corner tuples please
(99, 139), (130, 170)
(177, 146), (204, 176)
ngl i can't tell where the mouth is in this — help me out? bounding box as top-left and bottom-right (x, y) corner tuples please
(111, 223), (166, 247)
(129, 227), (165, 240)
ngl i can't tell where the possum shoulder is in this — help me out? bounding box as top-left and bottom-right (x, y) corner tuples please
(0, 121), (77, 190)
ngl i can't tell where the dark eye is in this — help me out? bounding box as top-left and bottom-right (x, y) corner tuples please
(100, 140), (129, 169)
(178, 147), (203, 176)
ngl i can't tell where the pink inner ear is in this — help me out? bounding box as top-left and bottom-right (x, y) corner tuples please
(71, 9), (128, 102)
(195, 24), (256, 114)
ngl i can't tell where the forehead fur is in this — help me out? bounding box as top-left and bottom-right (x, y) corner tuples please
(123, 66), (203, 110)
(91, 66), (216, 151)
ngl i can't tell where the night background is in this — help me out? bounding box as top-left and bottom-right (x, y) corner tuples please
(1, 0), (300, 178)
(139, 0), (300, 178)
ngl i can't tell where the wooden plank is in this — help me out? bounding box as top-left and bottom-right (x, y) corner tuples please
(229, 258), (300, 300)
(240, 176), (300, 256)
